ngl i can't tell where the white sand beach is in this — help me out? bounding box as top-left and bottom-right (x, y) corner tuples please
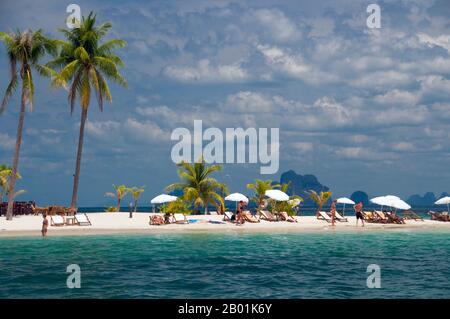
(1, 213), (449, 237)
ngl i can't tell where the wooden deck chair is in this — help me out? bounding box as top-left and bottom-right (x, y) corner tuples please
(334, 211), (348, 222)
(242, 211), (260, 223)
(317, 211), (332, 223)
(258, 210), (278, 221)
(401, 211), (423, 221)
(51, 215), (65, 226)
(75, 213), (92, 226)
(223, 211), (235, 222)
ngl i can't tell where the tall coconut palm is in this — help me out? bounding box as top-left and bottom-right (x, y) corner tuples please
(308, 190), (332, 217)
(166, 159), (225, 214)
(0, 30), (57, 220)
(246, 179), (277, 210)
(49, 12), (127, 209)
(127, 186), (145, 212)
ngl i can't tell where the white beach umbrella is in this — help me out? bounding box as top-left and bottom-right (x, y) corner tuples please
(370, 196), (391, 207)
(150, 194), (178, 204)
(435, 196), (450, 212)
(370, 195), (410, 211)
(390, 198), (411, 210)
(336, 197), (355, 216)
(225, 193), (249, 203)
(265, 189), (289, 201)
(225, 192), (249, 211)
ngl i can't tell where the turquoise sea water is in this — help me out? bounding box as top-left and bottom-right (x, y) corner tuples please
(0, 230), (449, 298)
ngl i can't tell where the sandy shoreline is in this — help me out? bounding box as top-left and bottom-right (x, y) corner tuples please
(1, 213), (449, 238)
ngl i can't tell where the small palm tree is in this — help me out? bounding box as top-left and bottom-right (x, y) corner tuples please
(0, 164), (25, 202)
(105, 184), (129, 212)
(128, 186), (145, 212)
(0, 29), (57, 220)
(49, 12), (127, 210)
(308, 190), (332, 217)
(246, 179), (277, 210)
(166, 158), (225, 214)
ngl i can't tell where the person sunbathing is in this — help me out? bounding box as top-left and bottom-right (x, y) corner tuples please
(242, 211), (260, 223)
(278, 211), (298, 223)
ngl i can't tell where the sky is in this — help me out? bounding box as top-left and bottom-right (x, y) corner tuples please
(0, 0), (449, 206)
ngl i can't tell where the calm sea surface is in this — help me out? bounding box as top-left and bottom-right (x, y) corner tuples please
(0, 230), (449, 298)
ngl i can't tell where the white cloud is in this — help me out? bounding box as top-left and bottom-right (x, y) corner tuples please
(0, 133), (14, 150)
(257, 44), (336, 84)
(225, 91), (274, 113)
(86, 121), (122, 138)
(252, 8), (300, 43)
(418, 33), (450, 54)
(163, 59), (249, 83)
(374, 89), (420, 106)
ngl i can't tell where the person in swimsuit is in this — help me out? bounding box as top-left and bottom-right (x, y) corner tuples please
(354, 202), (364, 227)
(42, 213), (48, 237)
(236, 201), (245, 226)
(330, 200), (337, 226)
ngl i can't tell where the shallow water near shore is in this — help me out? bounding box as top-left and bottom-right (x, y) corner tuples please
(0, 231), (449, 298)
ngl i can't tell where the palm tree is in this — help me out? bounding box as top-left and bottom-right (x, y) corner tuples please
(0, 164), (23, 202)
(246, 179), (277, 210)
(166, 159), (225, 214)
(49, 12), (127, 210)
(128, 186), (145, 212)
(0, 30), (57, 220)
(308, 190), (332, 217)
(105, 184), (129, 212)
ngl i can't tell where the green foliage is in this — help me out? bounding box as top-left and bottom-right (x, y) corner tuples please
(165, 198), (191, 215)
(105, 206), (118, 212)
(0, 29), (57, 113)
(127, 185), (145, 212)
(308, 190), (332, 216)
(246, 179), (277, 209)
(48, 12), (127, 113)
(166, 157), (225, 214)
(0, 164), (23, 202)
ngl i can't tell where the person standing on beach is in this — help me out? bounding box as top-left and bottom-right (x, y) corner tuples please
(42, 214), (48, 237)
(236, 200), (245, 226)
(354, 202), (364, 227)
(330, 200), (337, 226)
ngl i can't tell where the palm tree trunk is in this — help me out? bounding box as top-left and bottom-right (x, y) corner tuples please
(6, 90), (27, 220)
(117, 197), (121, 212)
(70, 107), (88, 209)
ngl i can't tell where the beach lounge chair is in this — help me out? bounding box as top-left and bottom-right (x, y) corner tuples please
(242, 211), (260, 223)
(51, 215), (65, 226)
(276, 211), (297, 223)
(329, 211), (348, 222)
(172, 213), (189, 224)
(317, 211), (332, 223)
(223, 211), (235, 222)
(75, 213), (92, 226)
(401, 211), (423, 221)
(362, 211), (379, 223)
(429, 211), (449, 222)
(258, 210), (278, 221)
(386, 212), (405, 224)
(374, 211), (390, 223)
